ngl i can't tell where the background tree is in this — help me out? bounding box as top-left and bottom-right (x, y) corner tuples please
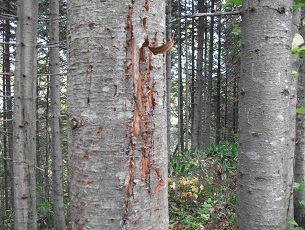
(67, 0), (168, 229)
(294, 7), (305, 228)
(49, 0), (66, 228)
(236, 0), (296, 228)
(13, 0), (38, 228)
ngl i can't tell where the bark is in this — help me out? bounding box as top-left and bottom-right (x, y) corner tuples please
(3, 0), (13, 211)
(294, 8), (305, 228)
(50, 0), (66, 228)
(190, 1), (195, 132)
(166, 0), (172, 157)
(204, 0), (214, 149)
(67, 0), (168, 229)
(13, 0), (38, 228)
(215, 15), (221, 144)
(236, 1), (296, 229)
(191, 0), (204, 149)
(185, 4), (190, 150)
(177, 0), (184, 153)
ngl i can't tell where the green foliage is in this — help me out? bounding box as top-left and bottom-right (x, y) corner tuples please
(296, 108), (305, 114)
(288, 183), (305, 230)
(223, 0), (243, 8)
(292, 70), (299, 77)
(169, 142), (237, 229)
(300, 200), (305, 208)
(293, 0), (305, 10)
(292, 46), (305, 56)
(0, 209), (13, 230)
(293, 182), (305, 192)
(292, 33), (305, 56)
(288, 219), (304, 230)
(37, 201), (54, 229)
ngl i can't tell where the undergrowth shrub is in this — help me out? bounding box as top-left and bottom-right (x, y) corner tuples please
(169, 142), (237, 230)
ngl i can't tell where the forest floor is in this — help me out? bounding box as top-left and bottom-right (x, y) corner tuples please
(169, 143), (237, 230)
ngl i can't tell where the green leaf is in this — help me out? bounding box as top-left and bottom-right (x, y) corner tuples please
(299, 200), (305, 207)
(292, 70), (299, 77)
(298, 183), (305, 191)
(223, 2), (234, 8)
(293, 3), (305, 10)
(234, 0), (242, 6)
(180, 164), (186, 175)
(296, 108), (305, 114)
(293, 182), (300, 189)
(294, 227), (304, 230)
(288, 219), (298, 226)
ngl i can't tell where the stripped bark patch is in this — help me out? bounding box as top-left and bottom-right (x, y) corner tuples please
(143, 0), (149, 11)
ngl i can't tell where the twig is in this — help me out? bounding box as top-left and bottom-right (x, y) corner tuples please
(172, 10), (240, 22)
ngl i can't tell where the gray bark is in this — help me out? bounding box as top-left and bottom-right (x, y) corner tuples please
(67, 0), (168, 229)
(294, 8), (305, 227)
(49, 0), (66, 228)
(3, 0), (14, 211)
(191, 0), (204, 149)
(166, 0), (172, 157)
(177, 1), (184, 152)
(13, 0), (38, 228)
(203, 0), (214, 149)
(236, 1), (296, 229)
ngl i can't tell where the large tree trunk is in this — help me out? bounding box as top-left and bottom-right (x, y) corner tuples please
(13, 0), (38, 228)
(49, 0), (66, 228)
(67, 0), (168, 229)
(236, 1), (296, 229)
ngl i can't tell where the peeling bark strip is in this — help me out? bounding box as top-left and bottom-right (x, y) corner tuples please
(123, 0), (168, 228)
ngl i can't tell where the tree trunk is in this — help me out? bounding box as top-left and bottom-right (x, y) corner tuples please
(215, 14), (221, 144)
(236, 1), (296, 229)
(67, 0), (168, 229)
(204, 0), (214, 149)
(294, 8), (305, 228)
(49, 0), (66, 228)
(177, 0), (184, 153)
(3, 0), (14, 211)
(166, 0), (172, 158)
(13, 0), (38, 228)
(191, 0), (204, 149)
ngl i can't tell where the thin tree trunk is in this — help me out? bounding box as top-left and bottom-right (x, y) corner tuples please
(199, 10), (208, 150)
(68, 0), (168, 229)
(13, 0), (38, 228)
(50, 0), (66, 228)
(44, 76), (50, 201)
(3, 1), (13, 211)
(178, 0), (184, 153)
(204, 0), (214, 149)
(215, 14), (221, 144)
(185, 0), (189, 150)
(191, 0), (204, 149)
(236, 1), (296, 228)
(190, 1), (195, 132)
(294, 8), (305, 228)
(166, 0), (172, 158)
